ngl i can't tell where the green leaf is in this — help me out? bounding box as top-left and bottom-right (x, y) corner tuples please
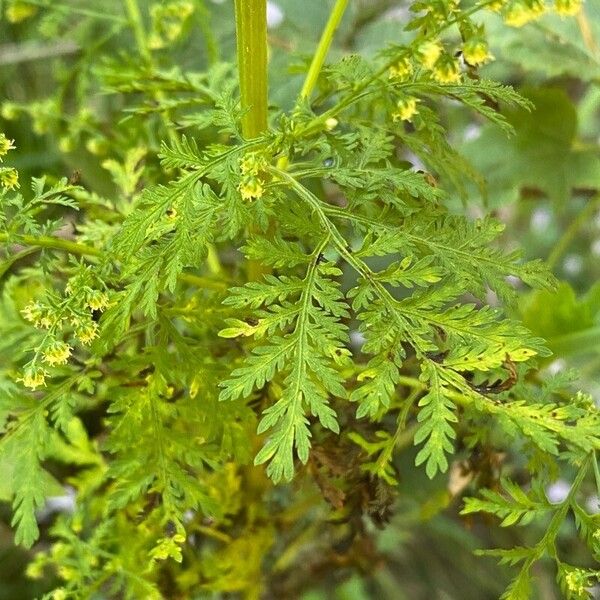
(413, 362), (457, 478)
(463, 88), (600, 205)
(220, 246), (349, 481)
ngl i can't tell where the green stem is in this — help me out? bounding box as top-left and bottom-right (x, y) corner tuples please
(123, 0), (151, 62)
(0, 232), (100, 257)
(235, 0), (270, 281)
(0, 233), (225, 291)
(374, 388), (421, 475)
(537, 453), (591, 558)
(24, 0), (126, 23)
(547, 194), (600, 271)
(593, 451), (600, 500)
(294, 0), (498, 139)
(235, 0), (268, 138)
(299, 0), (349, 101)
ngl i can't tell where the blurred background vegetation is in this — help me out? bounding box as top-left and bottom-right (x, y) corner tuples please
(0, 0), (599, 598)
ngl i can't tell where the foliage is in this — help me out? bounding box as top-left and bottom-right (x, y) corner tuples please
(0, 0), (599, 598)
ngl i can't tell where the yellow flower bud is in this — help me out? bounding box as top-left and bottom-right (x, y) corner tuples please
(87, 290), (109, 311)
(325, 117), (339, 131)
(0, 133), (15, 160)
(58, 136), (74, 154)
(554, 0), (581, 15)
(43, 341), (72, 366)
(239, 177), (264, 201)
(0, 167), (19, 190)
(19, 366), (48, 390)
(462, 40), (493, 66)
(389, 57), (413, 81)
(21, 301), (44, 325)
(418, 41), (443, 70)
(5, 2), (37, 23)
(1, 103), (19, 120)
(392, 97), (419, 122)
(239, 152), (265, 176)
(38, 315), (55, 329)
(85, 137), (108, 156)
(76, 322), (99, 345)
(487, 0), (508, 11)
(503, 0), (545, 27)
(25, 557), (45, 579)
(432, 57), (462, 84)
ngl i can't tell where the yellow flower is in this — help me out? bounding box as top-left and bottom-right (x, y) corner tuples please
(38, 315), (55, 329)
(43, 341), (72, 366)
(21, 301), (44, 325)
(325, 117), (339, 131)
(503, 0), (545, 27)
(432, 57), (462, 84)
(0, 133), (15, 160)
(389, 57), (413, 81)
(5, 1), (37, 23)
(57, 565), (77, 581)
(85, 137), (108, 156)
(564, 568), (590, 596)
(239, 152), (264, 176)
(555, 0), (581, 15)
(20, 366), (48, 390)
(392, 97), (419, 122)
(87, 290), (109, 311)
(239, 177), (264, 201)
(0, 167), (19, 190)
(418, 41), (443, 70)
(58, 136), (74, 154)
(462, 40), (493, 66)
(487, 0), (508, 11)
(76, 322), (99, 345)
(1, 103), (18, 120)
(25, 559), (44, 579)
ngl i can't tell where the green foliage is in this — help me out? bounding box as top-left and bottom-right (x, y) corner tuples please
(463, 87), (600, 206)
(0, 0), (599, 598)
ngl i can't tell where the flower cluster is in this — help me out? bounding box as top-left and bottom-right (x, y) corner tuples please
(18, 267), (111, 389)
(149, 1), (195, 50)
(0, 132), (19, 190)
(238, 152), (266, 201)
(21, 301), (58, 329)
(431, 54), (462, 84)
(563, 566), (596, 597)
(0, 133), (16, 159)
(554, 0), (582, 15)
(0, 168), (19, 190)
(462, 39), (493, 67)
(392, 96), (419, 122)
(421, 0), (460, 25)
(502, 0), (545, 27)
(416, 40), (462, 85)
(389, 57), (414, 81)
(85, 289), (110, 311)
(74, 321), (99, 345)
(19, 365), (48, 391)
(4, 1), (37, 23)
(42, 341), (72, 366)
(418, 41), (442, 70)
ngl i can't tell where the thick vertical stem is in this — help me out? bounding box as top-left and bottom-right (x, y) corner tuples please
(235, 0), (268, 138)
(299, 0), (349, 102)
